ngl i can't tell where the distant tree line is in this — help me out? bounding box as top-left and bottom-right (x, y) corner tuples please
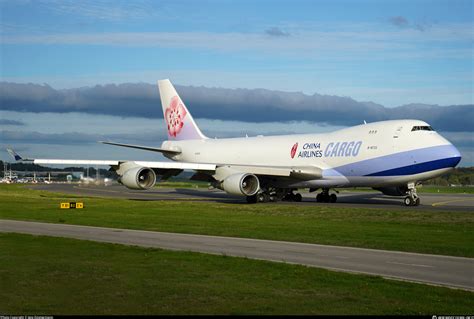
(0, 160), (118, 179)
(424, 167), (474, 186)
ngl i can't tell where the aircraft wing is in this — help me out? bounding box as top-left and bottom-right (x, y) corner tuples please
(215, 164), (323, 179)
(99, 141), (181, 155)
(22, 159), (320, 179)
(6, 148), (215, 171)
(7, 148), (321, 180)
(33, 159), (120, 166)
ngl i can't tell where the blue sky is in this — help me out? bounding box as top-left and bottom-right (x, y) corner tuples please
(1, 0), (472, 106)
(0, 0), (473, 165)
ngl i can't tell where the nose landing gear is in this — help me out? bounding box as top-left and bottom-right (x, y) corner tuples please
(404, 183), (420, 206)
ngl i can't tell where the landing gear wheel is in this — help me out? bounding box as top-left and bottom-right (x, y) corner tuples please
(404, 183), (421, 207)
(317, 193), (332, 202)
(257, 193), (270, 203)
(294, 193), (302, 202)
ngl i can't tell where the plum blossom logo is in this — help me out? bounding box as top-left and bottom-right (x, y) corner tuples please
(165, 96), (187, 137)
(290, 142), (298, 159)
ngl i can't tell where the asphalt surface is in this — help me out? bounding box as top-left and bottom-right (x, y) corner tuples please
(1, 219), (472, 291)
(31, 183), (474, 212)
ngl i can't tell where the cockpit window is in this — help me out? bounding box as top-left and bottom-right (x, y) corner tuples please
(411, 126), (434, 131)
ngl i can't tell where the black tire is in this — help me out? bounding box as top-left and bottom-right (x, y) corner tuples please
(329, 194), (337, 203)
(316, 193), (322, 202)
(404, 196), (413, 206)
(258, 193), (270, 203)
(414, 198), (420, 206)
(294, 193), (302, 202)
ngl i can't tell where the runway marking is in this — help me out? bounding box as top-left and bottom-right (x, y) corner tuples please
(386, 261), (434, 268)
(431, 198), (474, 207)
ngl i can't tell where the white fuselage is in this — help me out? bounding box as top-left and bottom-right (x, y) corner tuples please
(162, 119), (461, 188)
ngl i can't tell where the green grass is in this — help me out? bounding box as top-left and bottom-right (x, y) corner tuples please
(417, 186), (474, 194)
(1, 184), (473, 257)
(1, 233), (472, 315)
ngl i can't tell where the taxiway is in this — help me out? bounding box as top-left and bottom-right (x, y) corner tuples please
(1, 219), (472, 290)
(31, 183), (474, 212)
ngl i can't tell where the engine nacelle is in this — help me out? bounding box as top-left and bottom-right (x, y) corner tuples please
(373, 185), (409, 196)
(119, 167), (156, 190)
(221, 173), (260, 196)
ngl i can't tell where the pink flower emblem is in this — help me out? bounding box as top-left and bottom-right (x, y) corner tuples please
(165, 96), (187, 137)
(290, 143), (298, 159)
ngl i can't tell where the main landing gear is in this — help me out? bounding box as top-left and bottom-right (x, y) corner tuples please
(404, 183), (420, 206)
(282, 191), (303, 202)
(316, 188), (337, 203)
(246, 189), (302, 203)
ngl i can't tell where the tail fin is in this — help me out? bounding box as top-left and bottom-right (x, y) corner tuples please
(157, 79), (207, 141)
(6, 148), (31, 161)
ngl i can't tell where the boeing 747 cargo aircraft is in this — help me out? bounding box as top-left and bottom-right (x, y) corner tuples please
(8, 79), (461, 206)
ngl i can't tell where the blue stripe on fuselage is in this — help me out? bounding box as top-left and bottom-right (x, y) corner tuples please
(324, 144), (461, 177)
(366, 156), (461, 176)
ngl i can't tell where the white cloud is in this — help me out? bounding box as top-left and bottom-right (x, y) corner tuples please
(2, 22), (472, 60)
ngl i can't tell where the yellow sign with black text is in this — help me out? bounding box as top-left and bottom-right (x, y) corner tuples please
(60, 202), (84, 209)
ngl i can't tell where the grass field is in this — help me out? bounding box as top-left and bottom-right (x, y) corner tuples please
(0, 184), (473, 257)
(417, 185), (474, 194)
(1, 233), (472, 315)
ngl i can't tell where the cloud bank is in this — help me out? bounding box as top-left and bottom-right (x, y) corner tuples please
(0, 119), (24, 126)
(1, 82), (472, 132)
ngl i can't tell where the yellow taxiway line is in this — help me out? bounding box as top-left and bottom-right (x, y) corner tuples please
(431, 198), (474, 207)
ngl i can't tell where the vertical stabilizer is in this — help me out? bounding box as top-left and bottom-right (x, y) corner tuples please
(158, 79), (207, 141)
(6, 148), (23, 161)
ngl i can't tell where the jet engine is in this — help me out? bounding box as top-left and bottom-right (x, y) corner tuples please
(119, 166), (156, 190)
(373, 185), (409, 196)
(221, 173), (260, 196)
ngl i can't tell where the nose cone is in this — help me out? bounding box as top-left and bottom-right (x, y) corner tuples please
(447, 143), (462, 167)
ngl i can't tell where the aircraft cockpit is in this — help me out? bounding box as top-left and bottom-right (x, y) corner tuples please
(411, 125), (434, 131)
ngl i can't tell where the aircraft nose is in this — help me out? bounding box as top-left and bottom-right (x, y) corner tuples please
(448, 143), (462, 167)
